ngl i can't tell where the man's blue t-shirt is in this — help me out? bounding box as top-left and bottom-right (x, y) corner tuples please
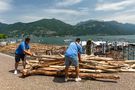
(15, 41), (30, 55)
(65, 42), (82, 58)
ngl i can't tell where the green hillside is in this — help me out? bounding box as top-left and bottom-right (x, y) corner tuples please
(0, 19), (135, 36)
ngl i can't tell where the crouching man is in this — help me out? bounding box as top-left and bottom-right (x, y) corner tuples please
(64, 38), (82, 82)
(14, 37), (33, 74)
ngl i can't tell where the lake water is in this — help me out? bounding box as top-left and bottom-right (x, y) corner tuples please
(31, 35), (135, 45)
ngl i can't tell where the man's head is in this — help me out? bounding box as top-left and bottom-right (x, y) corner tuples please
(76, 38), (81, 43)
(25, 37), (30, 44)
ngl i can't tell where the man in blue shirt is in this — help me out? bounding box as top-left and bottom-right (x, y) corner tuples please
(14, 37), (33, 74)
(65, 38), (82, 82)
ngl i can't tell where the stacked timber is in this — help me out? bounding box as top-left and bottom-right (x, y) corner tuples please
(21, 54), (128, 80)
(0, 43), (65, 55)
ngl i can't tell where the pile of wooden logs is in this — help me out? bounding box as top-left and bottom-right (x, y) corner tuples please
(0, 43), (65, 55)
(30, 43), (65, 55)
(22, 54), (135, 80)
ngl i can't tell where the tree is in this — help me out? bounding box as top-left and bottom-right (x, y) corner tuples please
(0, 34), (7, 39)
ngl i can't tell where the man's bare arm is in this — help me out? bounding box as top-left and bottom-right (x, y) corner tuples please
(23, 50), (33, 56)
(78, 53), (82, 62)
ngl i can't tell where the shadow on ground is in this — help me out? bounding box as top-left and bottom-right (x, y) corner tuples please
(8, 70), (118, 83)
(83, 78), (117, 83)
(53, 77), (117, 83)
(9, 70), (21, 74)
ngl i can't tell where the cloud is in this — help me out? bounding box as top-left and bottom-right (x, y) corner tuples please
(0, 17), (6, 23)
(104, 14), (135, 24)
(100, 8), (135, 24)
(19, 16), (44, 23)
(43, 8), (87, 16)
(0, 0), (12, 13)
(78, 7), (89, 12)
(14, 0), (87, 24)
(16, 8), (89, 25)
(1, 0), (135, 25)
(95, 0), (135, 11)
(56, 0), (82, 7)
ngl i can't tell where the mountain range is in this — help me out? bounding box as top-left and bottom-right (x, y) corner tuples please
(0, 18), (135, 37)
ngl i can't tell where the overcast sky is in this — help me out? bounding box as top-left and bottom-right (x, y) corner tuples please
(0, 0), (135, 25)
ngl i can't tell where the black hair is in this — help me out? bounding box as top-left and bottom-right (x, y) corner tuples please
(76, 38), (80, 42)
(86, 40), (92, 45)
(25, 37), (30, 42)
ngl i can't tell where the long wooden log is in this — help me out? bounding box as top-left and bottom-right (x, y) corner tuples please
(49, 66), (104, 73)
(131, 64), (135, 69)
(124, 60), (135, 64)
(39, 59), (64, 64)
(22, 69), (120, 80)
(38, 67), (61, 71)
(34, 55), (64, 60)
(81, 60), (114, 66)
(26, 61), (64, 69)
(82, 60), (125, 68)
(40, 58), (62, 61)
(50, 65), (118, 73)
(107, 62), (125, 67)
(79, 73), (119, 80)
(41, 61), (64, 66)
(39, 58), (64, 61)
(27, 60), (39, 63)
(120, 68), (135, 72)
(26, 62), (121, 73)
(37, 67), (104, 73)
(81, 56), (114, 61)
(79, 63), (122, 70)
(34, 55), (116, 61)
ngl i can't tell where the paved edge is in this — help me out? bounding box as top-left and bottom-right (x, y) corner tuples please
(0, 53), (14, 59)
